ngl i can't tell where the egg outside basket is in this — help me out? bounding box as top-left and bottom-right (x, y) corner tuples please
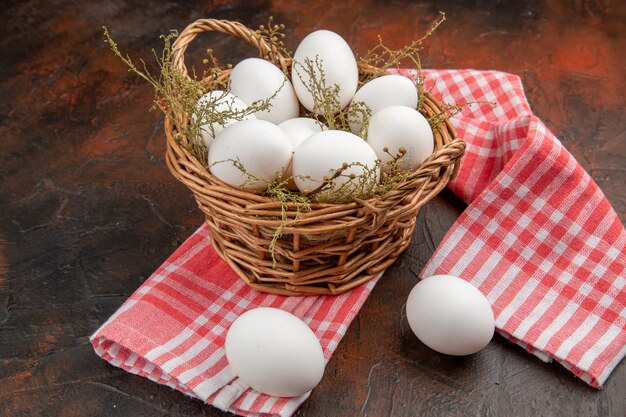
(165, 18), (466, 296)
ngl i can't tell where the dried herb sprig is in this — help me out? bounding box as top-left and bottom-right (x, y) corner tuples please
(103, 27), (207, 158)
(358, 12), (446, 108)
(104, 27), (280, 163)
(104, 16), (468, 265)
(346, 100), (373, 138)
(310, 161), (379, 204)
(264, 181), (311, 266)
(296, 156), (411, 204)
(194, 82), (286, 162)
(292, 56), (344, 128)
(292, 57), (376, 136)
(208, 157), (267, 189)
(255, 16), (291, 70)
(427, 100), (497, 129)
(359, 12), (446, 79)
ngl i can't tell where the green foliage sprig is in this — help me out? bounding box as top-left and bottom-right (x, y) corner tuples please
(103, 14), (473, 265)
(358, 11), (446, 107)
(255, 16), (292, 69)
(103, 27), (207, 160)
(292, 57), (374, 138)
(103, 27), (280, 164)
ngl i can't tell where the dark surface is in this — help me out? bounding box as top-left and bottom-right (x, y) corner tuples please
(1, 1), (625, 416)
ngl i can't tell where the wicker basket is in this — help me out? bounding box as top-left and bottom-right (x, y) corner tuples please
(165, 18), (465, 296)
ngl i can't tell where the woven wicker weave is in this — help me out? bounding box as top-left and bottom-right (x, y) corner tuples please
(165, 18), (465, 296)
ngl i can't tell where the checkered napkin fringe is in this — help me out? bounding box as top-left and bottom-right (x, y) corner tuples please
(91, 225), (379, 417)
(413, 69), (626, 388)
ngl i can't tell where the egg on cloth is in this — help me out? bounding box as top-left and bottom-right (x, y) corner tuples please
(405, 275), (495, 356)
(208, 119), (292, 192)
(348, 74), (418, 134)
(292, 130), (379, 202)
(291, 30), (359, 114)
(224, 307), (325, 397)
(229, 58), (300, 124)
(367, 105), (434, 172)
(195, 90), (255, 151)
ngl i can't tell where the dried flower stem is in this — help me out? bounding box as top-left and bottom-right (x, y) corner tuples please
(103, 15), (468, 266)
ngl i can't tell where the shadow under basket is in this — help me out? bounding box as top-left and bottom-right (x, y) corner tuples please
(164, 18), (466, 296)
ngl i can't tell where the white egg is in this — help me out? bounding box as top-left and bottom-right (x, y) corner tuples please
(278, 118), (327, 189)
(348, 74), (418, 134)
(292, 130), (379, 201)
(225, 307), (325, 397)
(406, 275), (495, 356)
(229, 58), (300, 124)
(278, 117), (327, 150)
(367, 105), (434, 172)
(195, 91), (255, 151)
(208, 119), (292, 192)
(291, 30), (359, 114)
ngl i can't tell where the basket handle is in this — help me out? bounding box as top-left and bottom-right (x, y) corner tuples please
(171, 18), (289, 79)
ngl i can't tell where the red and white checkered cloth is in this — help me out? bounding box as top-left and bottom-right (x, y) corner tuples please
(412, 69), (626, 388)
(91, 224), (380, 416)
(91, 69), (626, 417)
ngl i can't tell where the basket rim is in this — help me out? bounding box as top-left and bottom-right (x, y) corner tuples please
(161, 17), (466, 296)
(166, 17), (465, 211)
(164, 90), (464, 208)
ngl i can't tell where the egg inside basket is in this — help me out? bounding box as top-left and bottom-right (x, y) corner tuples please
(160, 18), (465, 296)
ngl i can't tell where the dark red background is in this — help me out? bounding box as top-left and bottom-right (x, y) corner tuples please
(1, 1), (625, 416)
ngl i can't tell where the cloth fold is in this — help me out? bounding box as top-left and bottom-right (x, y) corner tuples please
(91, 225), (379, 417)
(413, 69), (626, 388)
(91, 69), (626, 417)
